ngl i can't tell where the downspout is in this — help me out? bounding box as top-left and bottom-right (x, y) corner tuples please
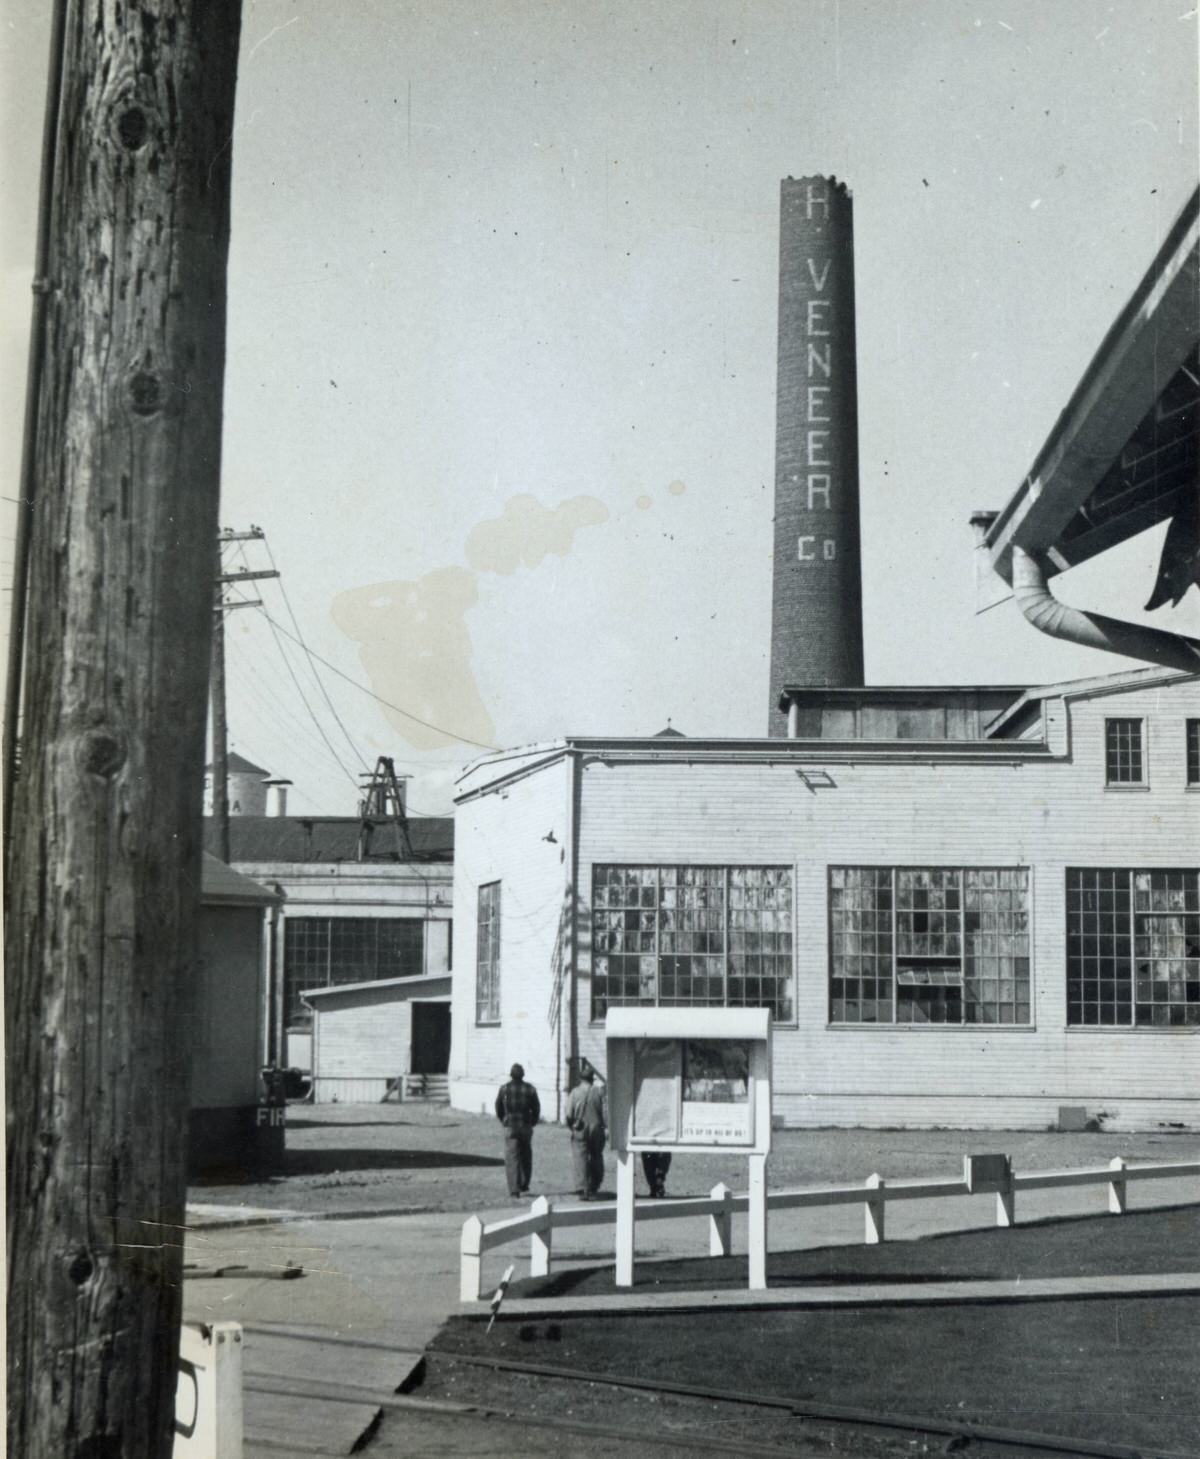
(563, 748), (580, 1123)
(1012, 546), (1200, 675)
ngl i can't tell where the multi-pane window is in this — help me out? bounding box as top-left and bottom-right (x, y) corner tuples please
(830, 867), (1031, 1025)
(591, 865), (794, 1023)
(284, 917), (424, 1027)
(1068, 869), (1200, 1027)
(1187, 720), (1200, 786)
(476, 882), (501, 1024)
(1105, 718), (1144, 785)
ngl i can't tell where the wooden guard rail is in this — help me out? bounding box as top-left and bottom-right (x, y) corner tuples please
(459, 1155), (1200, 1302)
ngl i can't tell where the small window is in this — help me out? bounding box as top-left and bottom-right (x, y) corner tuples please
(476, 882), (501, 1024)
(1187, 720), (1200, 786)
(1105, 718), (1144, 785)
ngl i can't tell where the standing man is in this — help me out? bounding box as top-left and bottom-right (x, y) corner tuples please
(566, 1063), (607, 1200)
(495, 1063), (540, 1199)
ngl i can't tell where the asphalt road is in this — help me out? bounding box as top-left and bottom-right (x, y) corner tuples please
(182, 1104), (1200, 1457)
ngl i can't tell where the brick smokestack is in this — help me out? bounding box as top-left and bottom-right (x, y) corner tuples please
(767, 176), (864, 734)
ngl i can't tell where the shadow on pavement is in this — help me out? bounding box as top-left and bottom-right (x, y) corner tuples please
(283, 1118), (463, 1131)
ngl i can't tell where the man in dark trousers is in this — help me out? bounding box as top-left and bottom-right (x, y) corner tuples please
(566, 1062), (607, 1199)
(641, 1150), (672, 1198)
(495, 1063), (540, 1199)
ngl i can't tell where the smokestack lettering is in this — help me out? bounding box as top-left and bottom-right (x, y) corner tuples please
(767, 176), (864, 732)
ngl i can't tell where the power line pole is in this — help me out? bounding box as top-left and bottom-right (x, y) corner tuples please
(212, 527), (277, 862)
(5, 7), (243, 1458)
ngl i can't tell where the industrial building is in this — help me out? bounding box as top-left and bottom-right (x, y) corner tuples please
(447, 179), (1200, 1132)
(203, 758), (455, 1094)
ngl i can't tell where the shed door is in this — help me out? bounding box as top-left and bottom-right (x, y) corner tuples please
(411, 1003), (451, 1074)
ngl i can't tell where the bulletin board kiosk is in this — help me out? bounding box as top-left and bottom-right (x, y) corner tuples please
(606, 1007), (772, 1289)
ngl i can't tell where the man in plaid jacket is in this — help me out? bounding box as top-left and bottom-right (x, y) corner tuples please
(495, 1063), (541, 1198)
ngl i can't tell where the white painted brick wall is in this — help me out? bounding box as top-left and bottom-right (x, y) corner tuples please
(451, 681), (1200, 1130)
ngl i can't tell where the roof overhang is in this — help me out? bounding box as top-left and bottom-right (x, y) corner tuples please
(199, 852), (281, 907)
(986, 187), (1199, 587)
(302, 972), (451, 1003)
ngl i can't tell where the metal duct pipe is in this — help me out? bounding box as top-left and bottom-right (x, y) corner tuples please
(1012, 546), (1200, 674)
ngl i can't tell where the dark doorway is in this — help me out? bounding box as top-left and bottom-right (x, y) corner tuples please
(411, 1002), (451, 1074)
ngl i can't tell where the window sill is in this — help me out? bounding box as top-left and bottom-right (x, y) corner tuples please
(588, 1019), (800, 1031)
(475, 1020), (502, 1029)
(1103, 783), (1150, 791)
(826, 1022), (1037, 1032)
(1066, 1024), (1200, 1034)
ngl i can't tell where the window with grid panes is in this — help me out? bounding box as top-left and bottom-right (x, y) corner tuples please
(476, 882), (501, 1024)
(829, 868), (1031, 1025)
(1187, 720), (1200, 786)
(1104, 718), (1144, 784)
(283, 916), (425, 1027)
(1067, 869), (1200, 1026)
(590, 865), (794, 1023)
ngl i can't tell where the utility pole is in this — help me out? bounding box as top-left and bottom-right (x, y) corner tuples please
(212, 527), (277, 862)
(5, 7), (243, 1459)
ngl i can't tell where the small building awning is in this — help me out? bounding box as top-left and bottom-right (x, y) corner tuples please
(301, 973), (451, 1004)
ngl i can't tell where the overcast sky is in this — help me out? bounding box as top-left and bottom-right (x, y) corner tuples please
(3, 1), (1198, 816)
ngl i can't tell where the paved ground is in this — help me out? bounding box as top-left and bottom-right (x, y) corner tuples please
(189, 1100), (1200, 1217)
(182, 1104), (1200, 1456)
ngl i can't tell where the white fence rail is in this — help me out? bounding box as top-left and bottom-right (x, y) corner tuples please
(460, 1155), (1200, 1302)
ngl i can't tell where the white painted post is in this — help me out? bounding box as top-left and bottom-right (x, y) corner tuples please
(460, 1215), (484, 1303)
(175, 1322), (243, 1459)
(864, 1173), (885, 1245)
(748, 1154), (768, 1290)
(709, 1181), (733, 1258)
(1108, 1156), (1128, 1214)
(530, 1195), (552, 1278)
(615, 1148), (635, 1288)
(995, 1167), (1016, 1228)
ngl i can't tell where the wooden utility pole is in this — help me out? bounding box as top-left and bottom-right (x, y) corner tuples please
(5, 6), (243, 1458)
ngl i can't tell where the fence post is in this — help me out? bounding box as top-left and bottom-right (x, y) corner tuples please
(864, 1173), (885, 1245)
(748, 1154), (768, 1291)
(176, 1321), (244, 1459)
(1108, 1156), (1128, 1214)
(460, 1215), (483, 1303)
(615, 1149), (636, 1288)
(709, 1182), (733, 1258)
(995, 1164), (1016, 1228)
(530, 1195), (552, 1278)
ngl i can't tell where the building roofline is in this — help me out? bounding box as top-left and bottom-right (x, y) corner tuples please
(985, 665), (1197, 735)
(199, 852), (281, 906)
(301, 972), (452, 1002)
(780, 684), (1029, 697)
(453, 734), (1059, 803)
(455, 665), (1200, 800)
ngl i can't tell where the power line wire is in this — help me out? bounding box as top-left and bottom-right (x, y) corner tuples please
(252, 605), (498, 751)
(259, 537), (375, 778)
(258, 604), (361, 792)
(224, 610), (453, 818)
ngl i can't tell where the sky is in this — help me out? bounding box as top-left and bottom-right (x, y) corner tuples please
(2, 1), (1198, 817)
